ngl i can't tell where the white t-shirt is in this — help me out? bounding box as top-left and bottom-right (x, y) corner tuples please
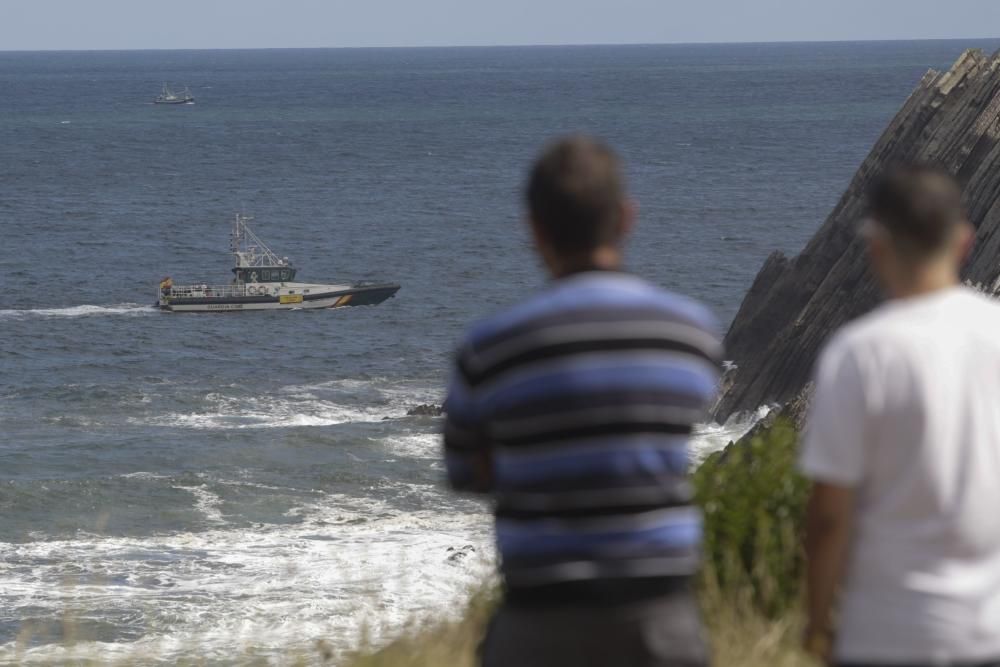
(801, 286), (1000, 663)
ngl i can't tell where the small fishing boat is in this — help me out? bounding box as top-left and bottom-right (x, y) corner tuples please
(154, 84), (194, 105)
(156, 214), (400, 312)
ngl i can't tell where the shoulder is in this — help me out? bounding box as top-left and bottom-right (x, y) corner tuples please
(824, 309), (887, 356)
(815, 304), (898, 381)
(958, 287), (1000, 320)
(462, 273), (720, 352)
(826, 287), (1000, 356)
(596, 272), (720, 331)
(622, 276), (721, 334)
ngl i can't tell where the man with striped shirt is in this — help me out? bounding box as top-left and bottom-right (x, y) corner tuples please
(444, 136), (722, 666)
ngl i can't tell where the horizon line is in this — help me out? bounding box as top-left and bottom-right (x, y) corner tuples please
(2, 35), (999, 54)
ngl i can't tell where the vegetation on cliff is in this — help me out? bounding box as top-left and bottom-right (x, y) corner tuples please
(694, 418), (808, 618)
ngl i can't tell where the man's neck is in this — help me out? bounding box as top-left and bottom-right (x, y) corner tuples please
(549, 246), (623, 279)
(886, 264), (960, 300)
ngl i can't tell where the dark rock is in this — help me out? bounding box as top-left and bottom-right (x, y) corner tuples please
(728, 385), (813, 456)
(714, 49), (1000, 422)
(407, 404), (444, 417)
(446, 544), (476, 563)
(709, 384), (813, 469)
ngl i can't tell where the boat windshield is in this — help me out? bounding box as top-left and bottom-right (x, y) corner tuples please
(235, 268), (295, 283)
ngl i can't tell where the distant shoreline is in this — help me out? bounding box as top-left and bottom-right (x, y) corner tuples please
(3, 36), (1000, 55)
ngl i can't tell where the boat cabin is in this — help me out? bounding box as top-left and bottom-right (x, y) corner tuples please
(233, 266), (297, 284)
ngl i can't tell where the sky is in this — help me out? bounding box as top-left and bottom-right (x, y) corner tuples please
(3, 0), (1000, 51)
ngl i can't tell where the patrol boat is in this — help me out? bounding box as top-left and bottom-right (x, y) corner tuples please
(156, 214), (400, 312)
(155, 84), (194, 105)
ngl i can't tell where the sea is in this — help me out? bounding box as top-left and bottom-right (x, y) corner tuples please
(2, 40), (999, 664)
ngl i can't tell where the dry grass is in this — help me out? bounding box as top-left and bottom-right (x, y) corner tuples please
(341, 577), (817, 667)
(340, 587), (497, 667)
(699, 566), (815, 667)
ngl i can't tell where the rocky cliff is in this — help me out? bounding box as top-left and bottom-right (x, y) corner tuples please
(714, 49), (1000, 422)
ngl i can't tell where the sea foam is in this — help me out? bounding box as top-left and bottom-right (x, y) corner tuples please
(0, 484), (494, 664)
(0, 304), (155, 319)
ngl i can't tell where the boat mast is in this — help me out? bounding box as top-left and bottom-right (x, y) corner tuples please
(231, 214), (290, 269)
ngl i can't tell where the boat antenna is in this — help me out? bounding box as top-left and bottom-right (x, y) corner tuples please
(231, 213), (288, 268)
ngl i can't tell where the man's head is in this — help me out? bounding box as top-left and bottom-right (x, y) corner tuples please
(526, 136), (634, 276)
(863, 164), (973, 297)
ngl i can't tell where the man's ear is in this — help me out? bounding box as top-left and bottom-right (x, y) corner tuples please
(956, 221), (976, 264)
(867, 232), (889, 273)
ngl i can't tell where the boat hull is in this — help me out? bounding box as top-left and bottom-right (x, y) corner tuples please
(159, 284), (399, 312)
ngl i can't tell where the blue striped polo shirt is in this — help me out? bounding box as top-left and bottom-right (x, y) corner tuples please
(443, 271), (723, 606)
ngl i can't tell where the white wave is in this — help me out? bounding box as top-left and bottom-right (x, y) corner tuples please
(284, 377), (444, 408)
(0, 304), (156, 319)
(378, 433), (442, 460)
(142, 400), (385, 430)
(118, 471), (171, 480)
(137, 379), (441, 431)
(174, 484), (227, 524)
(0, 491), (493, 664)
(689, 405), (773, 463)
(375, 383), (444, 406)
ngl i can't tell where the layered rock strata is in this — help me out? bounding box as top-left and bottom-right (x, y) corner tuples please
(715, 49), (1000, 421)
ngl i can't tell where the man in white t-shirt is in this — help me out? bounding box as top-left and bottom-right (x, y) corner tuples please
(801, 165), (1000, 667)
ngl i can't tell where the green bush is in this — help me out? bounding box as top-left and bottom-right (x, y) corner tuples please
(693, 419), (809, 617)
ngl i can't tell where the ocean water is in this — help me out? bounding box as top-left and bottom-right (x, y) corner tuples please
(2, 40), (999, 663)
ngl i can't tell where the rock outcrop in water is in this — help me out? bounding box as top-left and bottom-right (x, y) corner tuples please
(407, 404), (444, 417)
(714, 49), (1000, 422)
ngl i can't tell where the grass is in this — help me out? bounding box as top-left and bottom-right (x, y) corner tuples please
(340, 576), (814, 667)
(699, 564), (813, 667)
(340, 588), (497, 667)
